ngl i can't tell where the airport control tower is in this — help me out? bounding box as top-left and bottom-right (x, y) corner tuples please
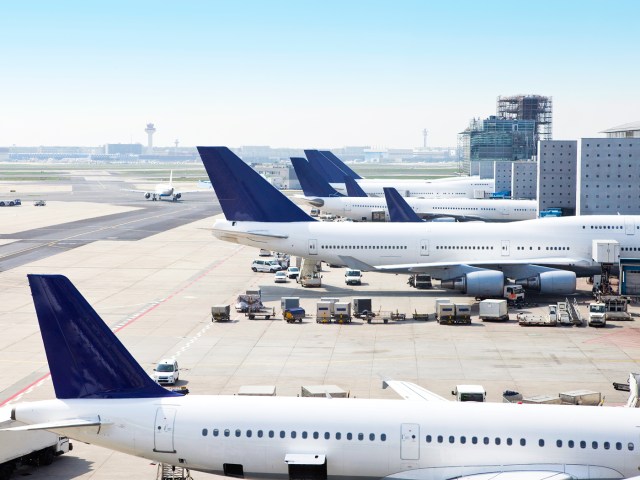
(145, 123), (156, 154)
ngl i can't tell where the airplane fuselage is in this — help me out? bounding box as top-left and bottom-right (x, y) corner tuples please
(11, 396), (640, 479)
(305, 197), (538, 222)
(330, 178), (495, 198)
(213, 215), (640, 280)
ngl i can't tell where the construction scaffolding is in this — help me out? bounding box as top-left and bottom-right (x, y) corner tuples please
(497, 95), (553, 151)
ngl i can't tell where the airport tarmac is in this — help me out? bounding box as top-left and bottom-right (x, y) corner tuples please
(1, 176), (640, 478)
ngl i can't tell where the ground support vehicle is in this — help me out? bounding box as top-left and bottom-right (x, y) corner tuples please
(437, 302), (471, 324)
(283, 307), (305, 323)
(503, 284), (525, 307)
(598, 295), (632, 321)
(211, 304), (231, 322)
(412, 310), (432, 321)
(33, 200), (46, 206)
(0, 198), (21, 207)
(333, 302), (352, 324)
(235, 293), (262, 313)
(479, 299), (509, 321)
(0, 423), (70, 479)
(300, 272), (322, 287)
(316, 301), (332, 323)
(517, 311), (557, 326)
(246, 306), (275, 320)
(408, 274), (432, 289)
(344, 269), (362, 285)
(352, 298), (372, 318)
(452, 385), (486, 402)
(588, 302), (607, 327)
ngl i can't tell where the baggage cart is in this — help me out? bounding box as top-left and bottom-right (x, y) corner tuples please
(283, 307), (305, 323)
(246, 306), (275, 320)
(211, 304), (231, 322)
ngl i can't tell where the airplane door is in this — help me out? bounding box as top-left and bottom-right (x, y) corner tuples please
(501, 240), (510, 257)
(400, 423), (420, 460)
(420, 240), (429, 256)
(626, 218), (636, 235)
(308, 239), (318, 256)
(154, 406), (177, 453)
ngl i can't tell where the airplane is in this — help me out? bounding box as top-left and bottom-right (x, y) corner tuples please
(291, 157), (537, 223)
(3, 273), (640, 480)
(197, 146), (640, 298)
(124, 171), (202, 201)
(305, 150), (495, 198)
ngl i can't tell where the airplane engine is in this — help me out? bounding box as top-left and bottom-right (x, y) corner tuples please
(440, 270), (504, 297)
(516, 270), (576, 294)
(174, 193), (181, 199)
(144, 192), (151, 199)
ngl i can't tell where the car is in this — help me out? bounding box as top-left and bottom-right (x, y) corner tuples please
(251, 259), (282, 272)
(286, 266), (300, 279)
(152, 358), (179, 385)
(274, 271), (288, 283)
(345, 268), (363, 285)
(34, 200), (46, 206)
(259, 249), (271, 257)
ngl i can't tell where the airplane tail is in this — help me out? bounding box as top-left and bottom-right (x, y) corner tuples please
(197, 147), (314, 222)
(383, 187), (423, 222)
(320, 150), (362, 180)
(344, 175), (368, 198)
(28, 274), (179, 399)
(304, 149), (350, 183)
(290, 157), (344, 198)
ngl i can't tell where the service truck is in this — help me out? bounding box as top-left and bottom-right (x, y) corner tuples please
(0, 420), (70, 478)
(451, 385), (486, 402)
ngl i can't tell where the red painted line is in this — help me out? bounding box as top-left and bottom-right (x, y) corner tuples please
(0, 246), (243, 407)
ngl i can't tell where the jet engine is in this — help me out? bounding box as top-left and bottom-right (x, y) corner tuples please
(516, 270), (576, 294)
(144, 192), (151, 199)
(174, 193), (181, 200)
(440, 270), (504, 297)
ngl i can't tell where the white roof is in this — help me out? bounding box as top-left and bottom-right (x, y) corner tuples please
(600, 120), (640, 133)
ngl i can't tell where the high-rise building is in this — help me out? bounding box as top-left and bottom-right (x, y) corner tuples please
(497, 95), (552, 151)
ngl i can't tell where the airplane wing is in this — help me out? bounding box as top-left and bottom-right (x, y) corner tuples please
(453, 472), (574, 480)
(215, 229), (290, 244)
(2, 416), (106, 431)
(382, 380), (448, 402)
(372, 257), (591, 271)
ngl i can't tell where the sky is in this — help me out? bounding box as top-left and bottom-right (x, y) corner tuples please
(1, 0), (639, 149)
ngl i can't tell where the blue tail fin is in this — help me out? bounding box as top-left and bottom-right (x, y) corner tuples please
(384, 188), (423, 222)
(291, 157), (344, 198)
(197, 147), (314, 222)
(304, 149), (350, 183)
(28, 274), (178, 399)
(343, 175), (368, 197)
(320, 150), (362, 180)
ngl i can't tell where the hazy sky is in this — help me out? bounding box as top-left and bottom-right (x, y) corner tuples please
(1, 1), (639, 149)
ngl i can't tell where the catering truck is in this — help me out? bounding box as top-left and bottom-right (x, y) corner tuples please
(0, 419), (70, 478)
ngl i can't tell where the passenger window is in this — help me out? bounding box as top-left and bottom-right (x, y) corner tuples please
(257, 430), (263, 438)
(461, 436), (466, 444)
(592, 441), (598, 449)
(224, 429), (230, 437)
(539, 439), (545, 447)
(370, 434), (376, 441)
(472, 437), (478, 444)
(279, 431), (285, 439)
(347, 433), (353, 440)
(483, 437), (489, 445)
(246, 430), (252, 438)
(381, 434), (386, 442)
(291, 431), (296, 439)
(506, 438), (512, 446)
(604, 441), (610, 450)
(426, 435), (432, 443)
(235, 429), (241, 437)
(580, 441), (586, 449)
(556, 440), (562, 447)
(358, 433), (364, 441)
(616, 442), (622, 450)
(213, 429), (219, 437)
(324, 432), (330, 440)
(520, 438), (526, 446)
(336, 433), (341, 440)
(313, 432), (319, 439)
(629, 443), (635, 451)
(437, 435), (443, 443)
(495, 438), (501, 445)
(449, 436), (454, 444)
(268, 430), (274, 438)
(202, 428), (208, 436)
(302, 431), (307, 439)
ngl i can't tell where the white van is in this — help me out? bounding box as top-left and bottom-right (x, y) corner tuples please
(345, 269), (362, 285)
(153, 359), (179, 385)
(251, 259), (282, 273)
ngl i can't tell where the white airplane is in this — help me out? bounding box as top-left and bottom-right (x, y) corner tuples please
(3, 273), (640, 480)
(291, 157), (537, 222)
(125, 171), (201, 201)
(198, 147), (640, 298)
(305, 150), (495, 198)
